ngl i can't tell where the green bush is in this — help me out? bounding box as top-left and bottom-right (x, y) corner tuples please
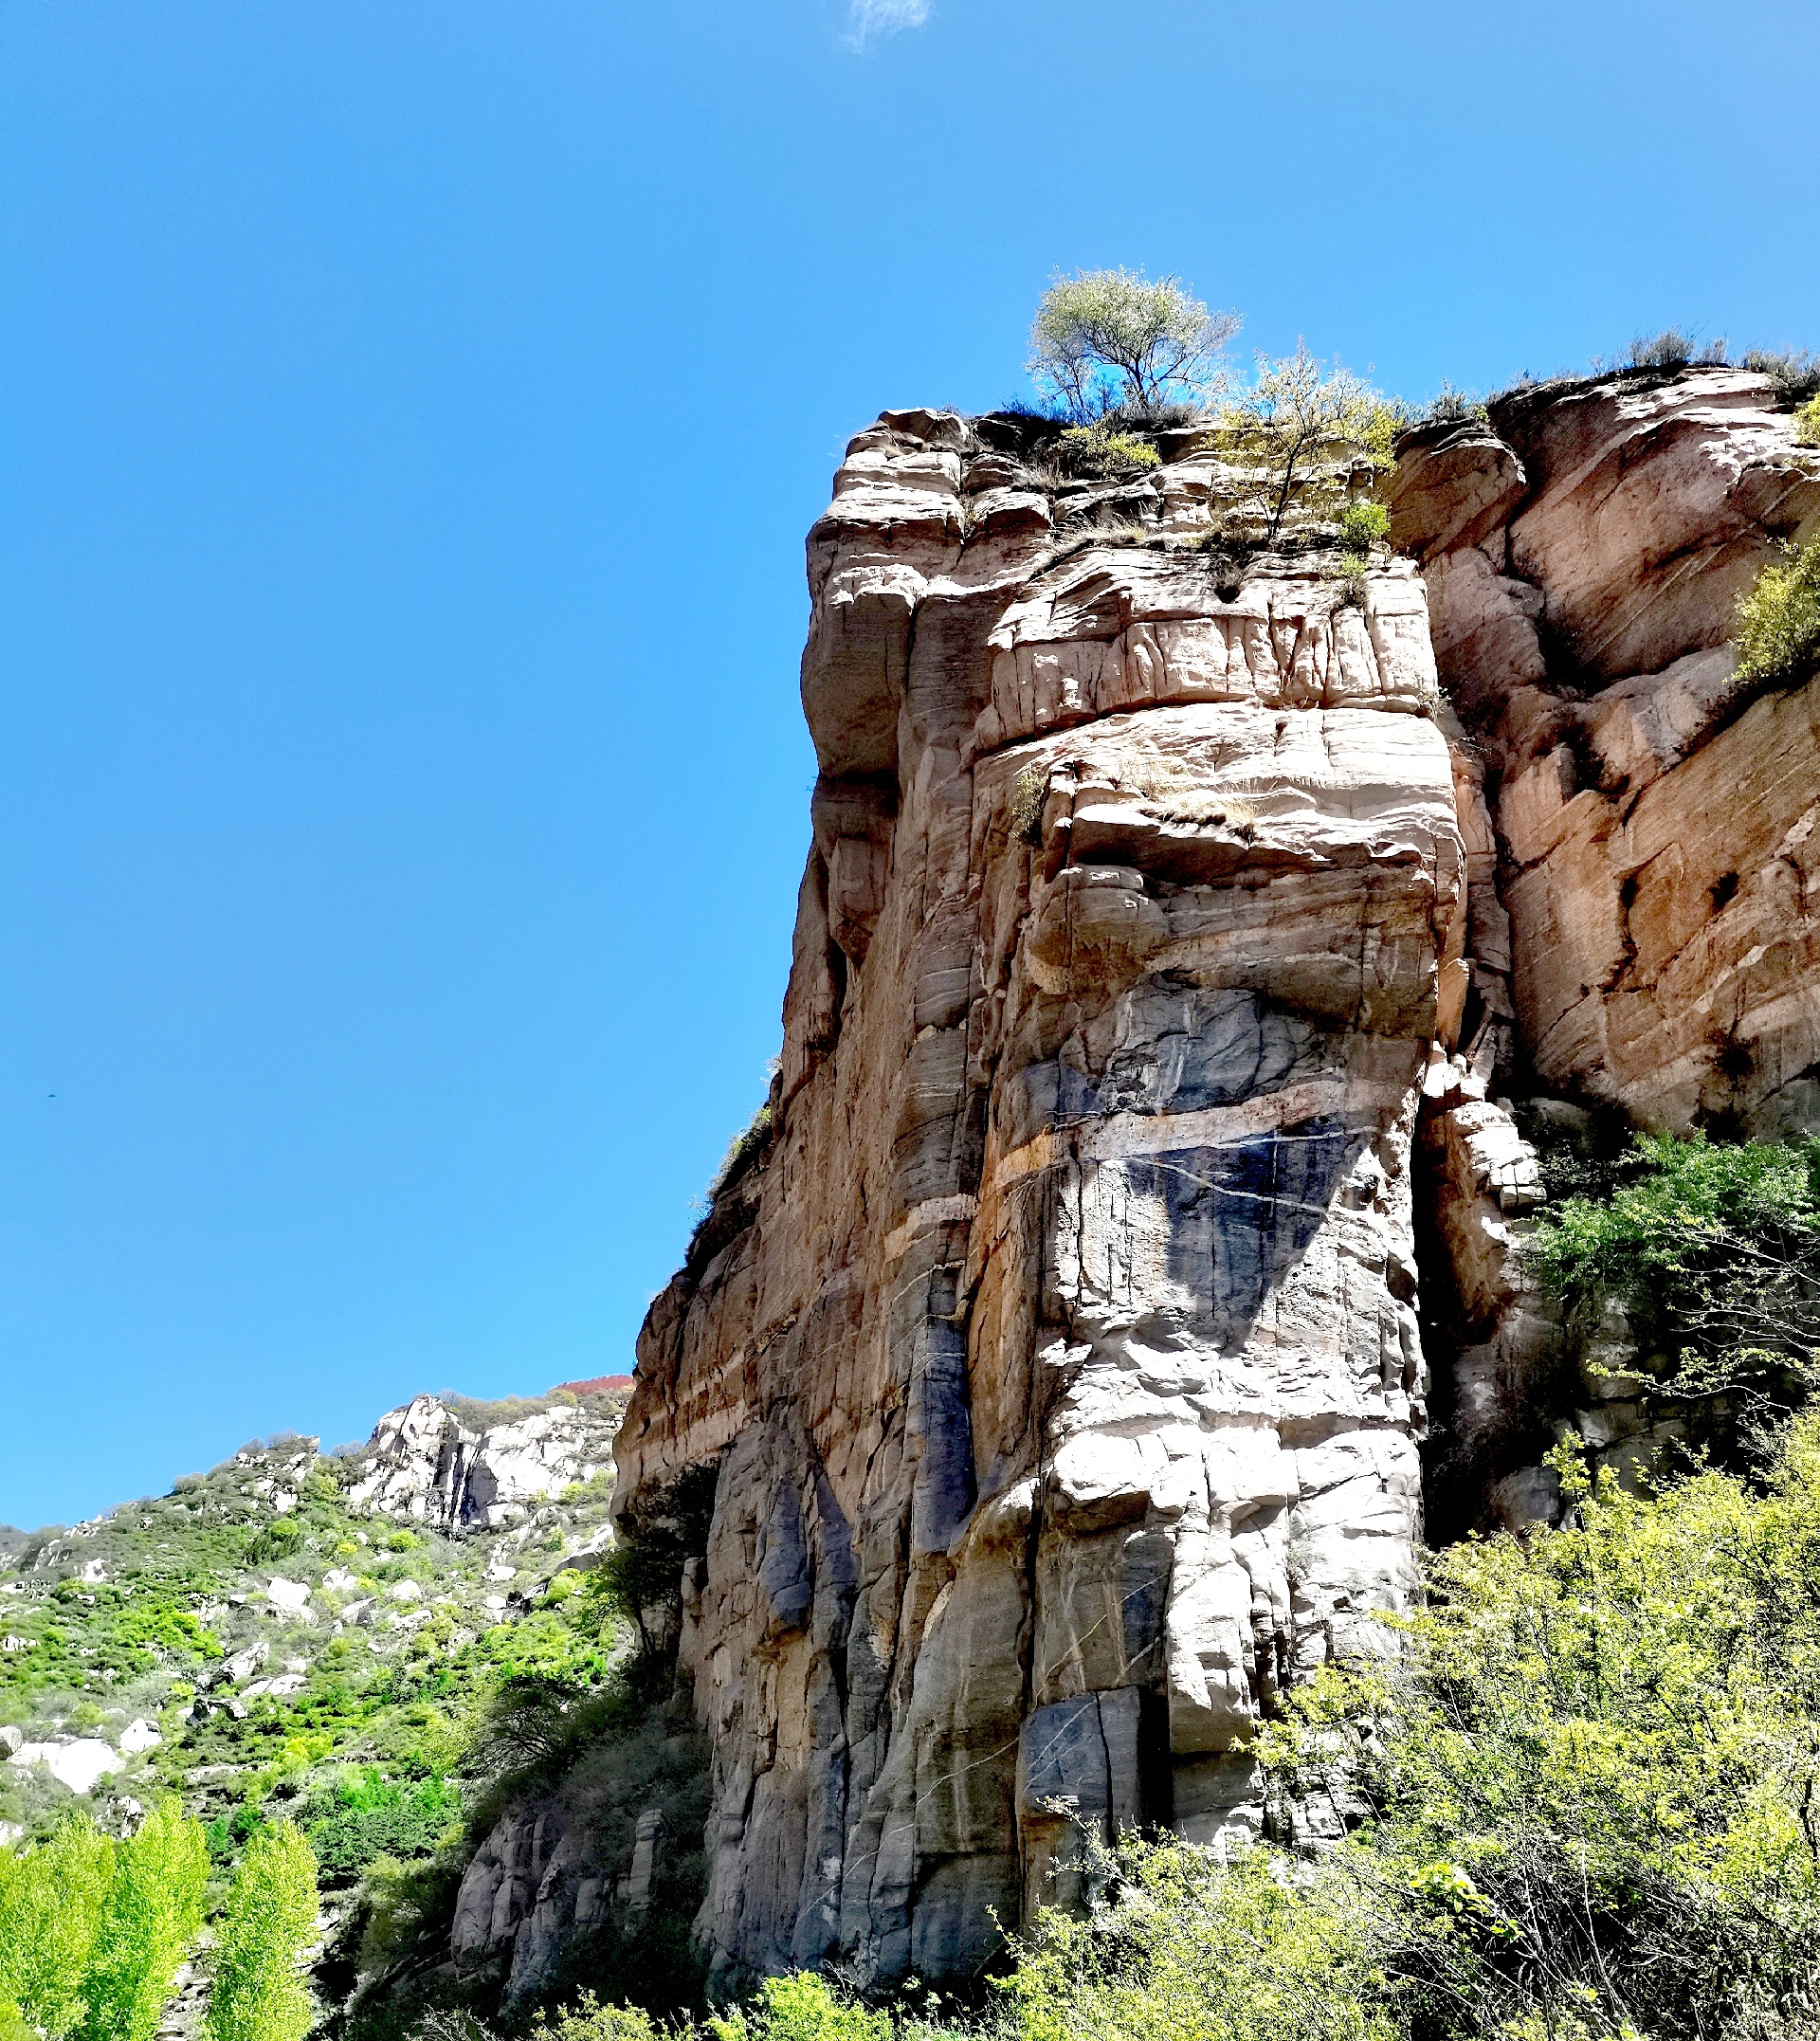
(530, 1995), (663, 2041)
(1734, 535), (1820, 687)
(1251, 1413), (1820, 2041)
(0, 1804), (209, 2041)
(1007, 1840), (1392, 2041)
(206, 1822), (319, 2041)
(1627, 327), (1696, 369)
(1796, 392), (1820, 446)
(0, 1818), (115, 2037)
(304, 1770), (464, 1885)
(1222, 347), (1399, 542)
(1335, 500), (1390, 552)
(1529, 1130), (1820, 1401)
(1028, 269), (1239, 420)
(1052, 425), (1160, 481)
(1743, 347), (1820, 403)
(78, 1800), (209, 2041)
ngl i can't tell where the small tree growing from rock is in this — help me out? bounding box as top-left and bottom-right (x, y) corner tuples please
(1028, 268), (1239, 421)
(1223, 342), (1397, 543)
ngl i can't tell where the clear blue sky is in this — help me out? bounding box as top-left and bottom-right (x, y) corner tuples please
(4, 0), (1816, 1528)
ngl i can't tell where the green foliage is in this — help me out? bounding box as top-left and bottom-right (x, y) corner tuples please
(711, 1102), (774, 1198)
(530, 1994), (664, 2041)
(1052, 424), (1160, 480)
(1249, 1414), (1820, 2038)
(1742, 347), (1820, 403)
(1008, 766), (1045, 846)
(0, 1806), (209, 2041)
(79, 1800), (209, 2041)
(1028, 269), (1239, 421)
(1528, 1130), (1820, 1402)
(1336, 500), (1390, 553)
(1735, 534), (1820, 687)
(1414, 383), (1487, 428)
(1007, 1839), (1392, 2041)
(303, 1768), (463, 1885)
(1627, 327), (1697, 369)
(1795, 392), (1820, 446)
(206, 1822), (319, 2041)
(0, 1817), (115, 2037)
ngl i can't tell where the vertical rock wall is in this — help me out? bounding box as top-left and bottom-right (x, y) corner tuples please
(613, 410), (1465, 1988)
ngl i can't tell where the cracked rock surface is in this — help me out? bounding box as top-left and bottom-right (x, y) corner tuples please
(614, 410), (1462, 1991)
(607, 370), (1820, 1993)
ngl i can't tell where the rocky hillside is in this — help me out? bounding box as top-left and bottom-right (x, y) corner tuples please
(595, 362), (1820, 1998)
(0, 1384), (629, 2014)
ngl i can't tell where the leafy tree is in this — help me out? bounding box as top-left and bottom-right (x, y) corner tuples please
(1256, 1418), (1820, 2041)
(79, 1800), (209, 2041)
(0, 1817), (115, 2038)
(1223, 344), (1397, 542)
(1028, 268), (1239, 421)
(205, 1823), (318, 2041)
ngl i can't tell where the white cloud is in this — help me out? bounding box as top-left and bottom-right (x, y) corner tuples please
(843, 0), (932, 52)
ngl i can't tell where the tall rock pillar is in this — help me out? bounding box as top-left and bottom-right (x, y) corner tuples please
(614, 408), (1464, 1988)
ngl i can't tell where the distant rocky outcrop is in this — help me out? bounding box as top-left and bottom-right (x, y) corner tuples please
(603, 369), (1820, 1996)
(348, 1394), (618, 1533)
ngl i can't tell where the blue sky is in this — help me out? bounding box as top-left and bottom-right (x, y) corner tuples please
(4, 0), (1817, 1528)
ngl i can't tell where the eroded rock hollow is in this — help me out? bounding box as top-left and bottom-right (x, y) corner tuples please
(604, 371), (1820, 1994)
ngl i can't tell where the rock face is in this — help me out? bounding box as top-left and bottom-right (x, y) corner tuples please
(613, 408), (1465, 1991)
(606, 369), (1820, 1995)
(1392, 366), (1820, 1522)
(348, 1394), (616, 1532)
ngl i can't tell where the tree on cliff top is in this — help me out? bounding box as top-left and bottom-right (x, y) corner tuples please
(1028, 268), (1239, 421)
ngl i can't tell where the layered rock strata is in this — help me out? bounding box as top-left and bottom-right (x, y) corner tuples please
(1393, 367), (1820, 1517)
(614, 410), (1465, 1988)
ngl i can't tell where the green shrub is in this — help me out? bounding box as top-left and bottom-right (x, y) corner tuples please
(1006, 1839), (1392, 2041)
(1742, 347), (1820, 403)
(1255, 1414), (1820, 2041)
(1052, 425), (1160, 481)
(304, 1770), (464, 1885)
(0, 1805), (209, 2041)
(710, 1102), (774, 1198)
(78, 1800), (209, 2041)
(1222, 347), (1399, 542)
(530, 1995), (663, 2041)
(1796, 392), (1820, 446)
(1735, 535), (1820, 686)
(0, 1818), (115, 2037)
(1528, 1130), (1820, 1403)
(1335, 500), (1390, 553)
(1414, 382), (1487, 428)
(1628, 327), (1696, 369)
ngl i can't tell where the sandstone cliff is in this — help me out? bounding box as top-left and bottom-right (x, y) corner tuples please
(1394, 367), (1820, 1528)
(596, 368), (1820, 1996)
(609, 405), (1458, 1991)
